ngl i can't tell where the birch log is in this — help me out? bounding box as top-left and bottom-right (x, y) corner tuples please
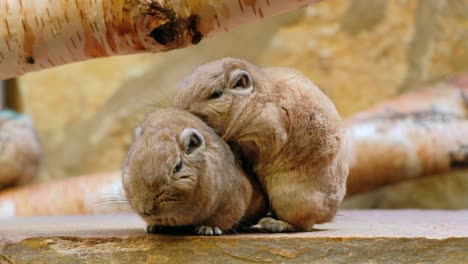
(0, 0), (322, 80)
(0, 172), (122, 217)
(346, 76), (468, 195)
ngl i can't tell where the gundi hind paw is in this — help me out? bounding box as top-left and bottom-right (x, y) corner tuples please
(146, 225), (165, 234)
(195, 226), (223, 236)
(145, 225), (161, 234)
(258, 217), (297, 233)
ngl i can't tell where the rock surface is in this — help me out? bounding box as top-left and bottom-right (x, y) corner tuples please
(1, 210), (467, 263)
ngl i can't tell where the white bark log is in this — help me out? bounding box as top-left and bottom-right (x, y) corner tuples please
(0, 0), (322, 79)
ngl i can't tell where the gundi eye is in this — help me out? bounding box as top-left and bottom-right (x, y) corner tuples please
(173, 160), (183, 173)
(209, 90), (223, 99)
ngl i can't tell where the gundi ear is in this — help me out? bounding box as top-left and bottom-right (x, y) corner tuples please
(229, 69), (253, 95)
(180, 128), (205, 155)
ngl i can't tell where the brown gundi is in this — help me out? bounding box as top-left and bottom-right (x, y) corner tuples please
(174, 58), (349, 232)
(122, 108), (267, 235)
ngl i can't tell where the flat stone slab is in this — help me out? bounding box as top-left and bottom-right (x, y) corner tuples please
(1, 210), (467, 263)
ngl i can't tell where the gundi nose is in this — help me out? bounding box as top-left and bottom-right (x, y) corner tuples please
(142, 208), (157, 216)
(140, 204), (158, 216)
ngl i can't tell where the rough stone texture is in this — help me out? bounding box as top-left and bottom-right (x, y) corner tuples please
(16, 1), (468, 208)
(0, 111), (41, 190)
(260, 0), (416, 115)
(260, 0), (468, 114)
(1, 211), (467, 263)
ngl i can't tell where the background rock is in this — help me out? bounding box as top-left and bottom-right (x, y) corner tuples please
(0, 111), (41, 189)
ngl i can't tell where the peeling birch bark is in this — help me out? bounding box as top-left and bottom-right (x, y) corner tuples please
(0, 0), (322, 80)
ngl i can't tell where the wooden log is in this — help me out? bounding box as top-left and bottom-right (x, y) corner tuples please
(346, 77), (468, 195)
(0, 0), (322, 79)
(0, 172), (122, 217)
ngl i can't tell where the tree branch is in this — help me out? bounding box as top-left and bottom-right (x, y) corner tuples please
(0, 0), (322, 80)
(346, 77), (468, 195)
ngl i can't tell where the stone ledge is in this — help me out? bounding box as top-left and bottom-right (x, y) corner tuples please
(1, 210), (467, 263)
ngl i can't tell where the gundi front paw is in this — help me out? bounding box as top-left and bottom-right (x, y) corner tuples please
(258, 217), (296, 233)
(195, 226), (223, 236)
